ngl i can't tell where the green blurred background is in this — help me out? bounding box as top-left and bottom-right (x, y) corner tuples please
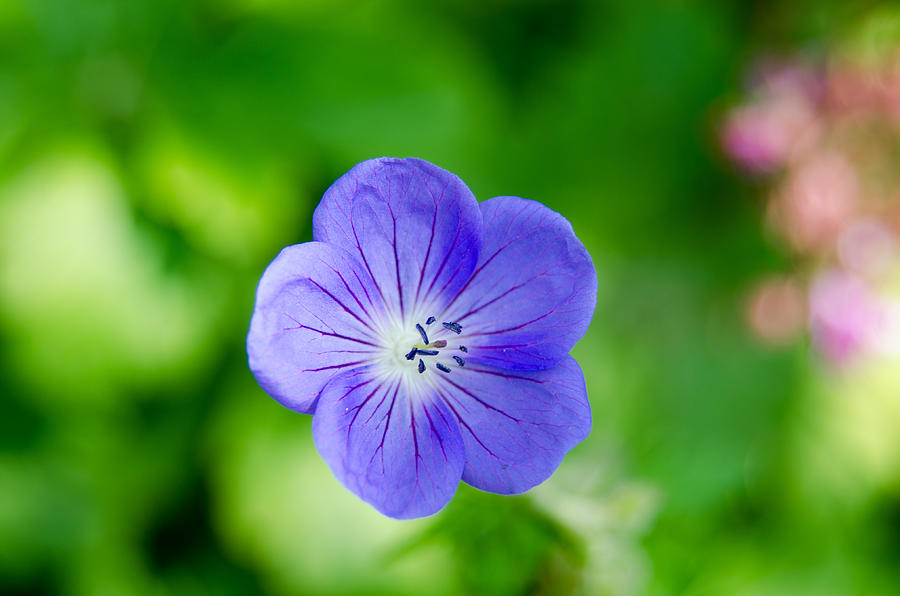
(2, 0), (900, 594)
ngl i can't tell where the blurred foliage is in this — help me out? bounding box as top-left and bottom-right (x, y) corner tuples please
(1, 0), (899, 595)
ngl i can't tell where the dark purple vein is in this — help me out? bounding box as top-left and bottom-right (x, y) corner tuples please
(435, 386), (501, 459)
(308, 279), (375, 335)
(463, 310), (554, 337)
(282, 314), (377, 347)
(455, 270), (551, 322)
(302, 360), (367, 372)
(439, 376), (521, 423)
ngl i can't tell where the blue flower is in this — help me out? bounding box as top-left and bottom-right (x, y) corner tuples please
(247, 157), (597, 519)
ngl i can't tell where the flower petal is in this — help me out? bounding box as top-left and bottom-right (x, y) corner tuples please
(431, 356), (590, 495)
(442, 196), (597, 370)
(312, 369), (466, 519)
(247, 242), (386, 414)
(312, 157), (482, 319)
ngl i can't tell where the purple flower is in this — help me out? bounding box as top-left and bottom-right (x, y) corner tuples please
(247, 157), (597, 519)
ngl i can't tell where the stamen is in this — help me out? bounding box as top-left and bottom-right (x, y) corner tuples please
(426, 316), (436, 325)
(459, 345), (468, 352)
(416, 323), (429, 345)
(418, 359), (426, 374)
(404, 347), (417, 361)
(416, 349), (439, 356)
(452, 355), (466, 367)
(431, 340), (447, 348)
(442, 321), (463, 334)
(435, 362), (451, 373)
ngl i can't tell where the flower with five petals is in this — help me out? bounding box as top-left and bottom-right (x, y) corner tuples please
(248, 157), (597, 519)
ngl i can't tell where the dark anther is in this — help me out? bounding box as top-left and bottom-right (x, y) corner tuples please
(459, 345), (468, 352)
(442, 321), (463, 334)
(431, 340), (447, 348)
(436, 362), (451, 373)
(418, 359), (426, 374)
(452, 355), (466, 367)
(416, 323), (429, 345)
(405, 347), (417, 360)
(426, 316), (436, 325)
(416, 349), (439, 356)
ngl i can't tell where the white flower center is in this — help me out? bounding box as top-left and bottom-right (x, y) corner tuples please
(372, 313), (468, 385)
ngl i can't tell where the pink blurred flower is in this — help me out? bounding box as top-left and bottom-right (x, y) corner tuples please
(838, 218), (896, 278)
(746, 276), (806, 346)
(721, 104), (801, 173)
(722, 60), (825, 173)
(769, 151), (858, 253)
(808, 270), (884, 365)
(828, 60), (880, 113)
(727, 49), (900, 365)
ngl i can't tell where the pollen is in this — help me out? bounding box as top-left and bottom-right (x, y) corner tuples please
(442, 321), (463, 334)
(415, 323), (429, 345)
